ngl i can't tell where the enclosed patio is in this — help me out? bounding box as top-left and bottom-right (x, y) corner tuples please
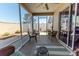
(0, 3), (79, 56)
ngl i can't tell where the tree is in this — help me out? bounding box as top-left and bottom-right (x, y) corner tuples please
(23, 14), (32, 23)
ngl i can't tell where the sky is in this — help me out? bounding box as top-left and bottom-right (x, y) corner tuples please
(0, 3), (47, 23)
(0, 3), (19, 23)
(0, 3), (28, 23)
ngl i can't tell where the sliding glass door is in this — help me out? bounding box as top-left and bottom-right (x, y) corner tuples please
(74, 3), (79, 50)
(59, 4), (79, 50)
(59, 7), (70, 44)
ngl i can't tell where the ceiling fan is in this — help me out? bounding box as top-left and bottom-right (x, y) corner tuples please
(35, 3), (49, 10)
(45, 3), (49, 10)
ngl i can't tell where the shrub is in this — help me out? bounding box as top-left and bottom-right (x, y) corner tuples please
(3, 32), (10, 36)
(15, 30), (20, 34)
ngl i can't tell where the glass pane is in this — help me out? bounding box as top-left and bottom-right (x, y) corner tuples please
(68, 4), (75, 48)
(59, 7), (69, 44)
(74, 3), (79, 50)
(0, 3), (21, 49)
(33, 16), (39, 32)
(39, 16), (47, 35)
(21, 6), (32, 35)
(0, 3), (20, 40)
(33, 16), (53, 35)
(47, 16), (53, 32)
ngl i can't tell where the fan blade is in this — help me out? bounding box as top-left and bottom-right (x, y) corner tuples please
(45, 3), (49, 10)
(35, 3), (43, 8)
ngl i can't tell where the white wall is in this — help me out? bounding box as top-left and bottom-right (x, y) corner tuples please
(53, 12), (59, 31)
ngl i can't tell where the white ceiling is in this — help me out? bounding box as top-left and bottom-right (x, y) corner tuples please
(25, 3), (70, 13)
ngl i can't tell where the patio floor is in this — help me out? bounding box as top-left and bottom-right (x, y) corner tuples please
(19, 35), (72, 56)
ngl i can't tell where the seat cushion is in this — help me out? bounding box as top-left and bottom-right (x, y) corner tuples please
(0, 45), (15, 56)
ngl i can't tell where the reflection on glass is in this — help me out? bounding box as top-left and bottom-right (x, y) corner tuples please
(59, 7), (69, 44)
(74, 4), (79, 50)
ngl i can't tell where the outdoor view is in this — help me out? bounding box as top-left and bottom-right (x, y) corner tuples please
(0, 3), (21, 40)
(0, 3), (79, 56)
(0, 3), (32, 40)
(33, 16), (53, 35)
(0, 3), (53, 40)
(0, 3), (32, 51)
